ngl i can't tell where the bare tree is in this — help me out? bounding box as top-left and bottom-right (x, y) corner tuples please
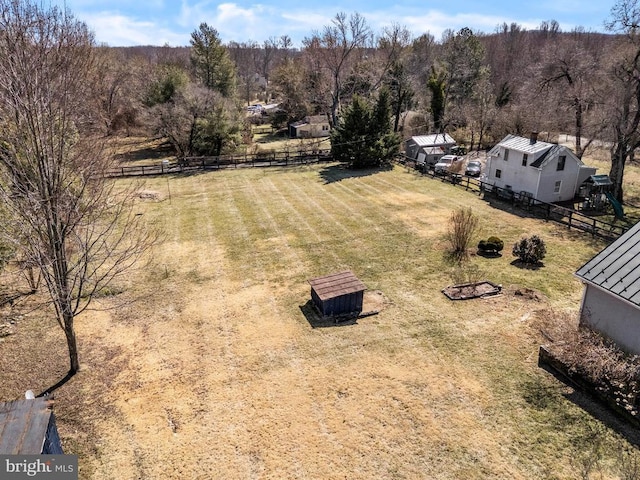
(537, 32), (606, 158)
(303, 12), (371, 126)
(601, 0), (640, 202)
(0, 0), (155, 375)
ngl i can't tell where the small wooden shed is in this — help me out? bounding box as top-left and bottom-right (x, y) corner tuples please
(308, 270), (365, 318)
(0, 397), (64, 454)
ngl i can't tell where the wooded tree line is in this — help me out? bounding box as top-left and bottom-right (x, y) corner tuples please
(3, 0), (640, 375)
(90, 4), (640, 203)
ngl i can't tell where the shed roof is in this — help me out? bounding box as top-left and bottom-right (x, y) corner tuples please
(575, 220), (640, 307)
(408, 134), (456, 147)
(308, 270), (366, 301)
(588, 174), (613, 186)
(0, 398), (54, 454)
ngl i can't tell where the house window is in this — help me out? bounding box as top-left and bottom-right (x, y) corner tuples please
(522, 154), (528, 166)
(495, 169), (502, 179)
(557, 155), (566, 171)
(322, 125), (329, 131)
(504, 149), (509, 161)
(554, 180), (562, 193)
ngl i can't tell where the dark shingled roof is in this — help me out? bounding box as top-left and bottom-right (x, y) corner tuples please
(576, 220), (640, 307)
(308, 270), (366, 301)
(0, 398), (55, 454)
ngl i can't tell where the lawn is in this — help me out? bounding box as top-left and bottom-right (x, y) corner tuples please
(1, 161), (639, 479)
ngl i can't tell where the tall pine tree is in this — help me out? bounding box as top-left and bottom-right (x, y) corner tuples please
(331, 89), (400, 168)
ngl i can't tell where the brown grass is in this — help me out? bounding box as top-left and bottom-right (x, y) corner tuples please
(1, 154), (639, 479)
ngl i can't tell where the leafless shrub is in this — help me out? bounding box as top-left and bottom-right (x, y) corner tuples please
(450, 263), (484, 285)
(534, 309), (640, 402)
(446, 207), (479, 262)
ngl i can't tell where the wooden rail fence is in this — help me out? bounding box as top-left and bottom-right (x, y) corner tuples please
(406, 161), (630, 241)
(106, 149), (333, 178)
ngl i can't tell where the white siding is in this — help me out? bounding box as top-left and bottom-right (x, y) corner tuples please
(581, 284), (640, 354)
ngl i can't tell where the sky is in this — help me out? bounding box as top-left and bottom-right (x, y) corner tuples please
(47, 0), (616, 48)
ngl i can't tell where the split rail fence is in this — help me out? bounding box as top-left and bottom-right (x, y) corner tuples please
(106, 149), (333, 178)
(406, 160), (629, 241)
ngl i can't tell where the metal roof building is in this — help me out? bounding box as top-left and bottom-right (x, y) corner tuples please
(0, 397), (64, 454)
(308, 270), (365, 319)
(575, 220), (640, 353)
(404, 134), (456, 160)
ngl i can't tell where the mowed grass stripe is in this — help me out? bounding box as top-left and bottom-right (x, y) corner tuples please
(106, 164), (631, 480)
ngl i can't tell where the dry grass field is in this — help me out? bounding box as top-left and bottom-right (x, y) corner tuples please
(2, 150), (640, 479)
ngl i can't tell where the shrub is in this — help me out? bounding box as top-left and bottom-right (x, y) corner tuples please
(477, 236), (504, 255)
(512, 235), (546, 264)
(446, 207), (479, 261)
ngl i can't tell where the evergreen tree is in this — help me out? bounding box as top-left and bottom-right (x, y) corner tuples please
(331, 90), (400, 168)
(190, 23), (236, 97)
(427, 66), (446, 132)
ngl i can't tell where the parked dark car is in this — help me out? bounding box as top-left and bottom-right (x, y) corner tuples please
(465, 160), (482, 177)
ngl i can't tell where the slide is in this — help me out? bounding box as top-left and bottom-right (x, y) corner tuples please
(605, 191), (625, 218)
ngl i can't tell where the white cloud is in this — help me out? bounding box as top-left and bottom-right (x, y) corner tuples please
(83, 12), (188, 46)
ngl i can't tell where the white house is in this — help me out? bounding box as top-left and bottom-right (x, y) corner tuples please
(575, 220), (640, 354)
(404, 134), (457, 164)
(289, 115), (331, 139)
(485, 133), (596, 203)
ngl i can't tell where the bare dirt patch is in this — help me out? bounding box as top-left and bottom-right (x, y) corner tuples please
(137, 189), (164, 201)
(442, 281), (502, 300)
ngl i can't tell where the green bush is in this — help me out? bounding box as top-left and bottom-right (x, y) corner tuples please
(512, 235), (546, 264)
(477, 236), (504, 255)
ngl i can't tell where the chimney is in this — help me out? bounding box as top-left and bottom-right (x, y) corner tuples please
(530, 132), (538, 144)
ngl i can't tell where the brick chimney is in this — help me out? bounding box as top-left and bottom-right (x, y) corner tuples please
(530, 132), (538, 144)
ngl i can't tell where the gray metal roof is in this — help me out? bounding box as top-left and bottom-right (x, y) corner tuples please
(499, 134), (555, 154)
(575, 220), (640, 307)
(0, 398), (54, 454)
(408, 134), (456, 147)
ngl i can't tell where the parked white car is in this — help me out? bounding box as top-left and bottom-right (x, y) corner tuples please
(434, 155), (461, 175)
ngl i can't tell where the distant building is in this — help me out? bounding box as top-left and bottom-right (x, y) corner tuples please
(404, 134), (457, 163)
(289, 115), (331, 138)
(0, 397), (64, 454)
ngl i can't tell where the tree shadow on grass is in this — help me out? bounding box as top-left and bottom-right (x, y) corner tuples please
(319, 163), (393, 184)
(115, 140), (174, 163)
(37, 370), (75, 398)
